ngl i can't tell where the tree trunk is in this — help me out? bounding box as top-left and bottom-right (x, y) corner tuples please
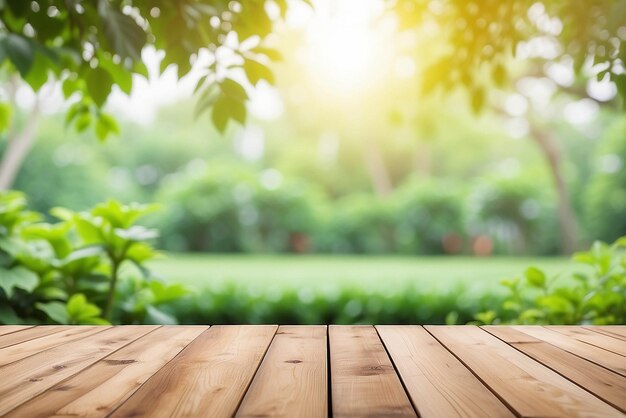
(0, 77), (41, 190)
(529, 125), (578, 254)
(363, 140), (393, 196)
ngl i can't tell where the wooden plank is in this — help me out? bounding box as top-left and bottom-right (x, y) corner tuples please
(427, 326), (623, 418)
(5, 326), (207, 418)
(236, 325), (327, 418)
(547, 326), (626, 356)
(377, 325), (513, 418)
(586, 326), (626, 341)
(0, 325), (67, 349)
(0, 326), (107, 367)
(485, 326), (626, 413)
(0, 325), (33, 337)
(110, 325), (277, 418)
(0, 325), (156, 415)
(329, 325), (416, 418)
(514, 326), (626, 377)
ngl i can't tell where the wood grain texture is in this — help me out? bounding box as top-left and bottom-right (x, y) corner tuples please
(5, 326), (206, 418)
(0, 325), (32, 337)
(236, 325), (327, 418)
(377, 325), (513, 418)
(330, 325), (416, 418)
(0, 326), (155, 416)
(586, 326), (626, 340)
(0, 325), (67, 349)
(0, 326), (107, 367)
(484, 326), (626, 413)
(547, 326), (626, 356)
(427, 326), (623, 418)
(514, 326), (626, 377)
(109, 325), (277, 418)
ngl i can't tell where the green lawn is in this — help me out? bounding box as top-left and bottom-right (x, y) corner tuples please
(150, 254), (576, 295)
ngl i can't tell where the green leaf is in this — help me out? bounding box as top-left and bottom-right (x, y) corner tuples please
(24, 52), (50, 91)
(470, 87), (485, 114)
(251, 46), (283, 61)
(85, 67), (114, 107)
(219, 78), (248, 100)
(114, 226), (159, 242)
(62, 76), (83, 99)
(0, 305), (22, 325)
(0, 266), (38, 298)
(492, 62), (506, 87)
(614, 74), (626, 103)
(99, 4), (147, 61)
(74, 218), (102, 244)
(2, 34), (34, 76)
(518, 308), (545, 322)
(211, 95), (230, 133)
(445, 311), (458, 325)
(95, 112), (120, 142)
(145, 305), (178, 325)
(243, 58), (275, 86)
(0, 102), (13, 133)
(525, 267), (546, 288)
(36, 301), (69, 324)
(537, 294), (573, 314)
(149, 281), (188, 304)
(194, 84), (218, 120)
(74, 112), (93, 133)
(473, 310), (497, 324)
(66, 293), (103, 322)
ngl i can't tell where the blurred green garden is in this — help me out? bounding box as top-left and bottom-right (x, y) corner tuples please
(1, 0), (625, 325)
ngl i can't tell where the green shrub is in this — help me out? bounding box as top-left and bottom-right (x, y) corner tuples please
(472, 174), (559, 255)
(314, 194), (398, 254)
(0, 191), (187, 325)
(167, 282), (502, 325)
(156, 161), (256, 252)
(395, 179), (466, 254)
(477, 236), (626, 325)
(157, 161), (321, 253)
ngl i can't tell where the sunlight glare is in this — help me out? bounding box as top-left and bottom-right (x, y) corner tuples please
(302, 0), (392, 98)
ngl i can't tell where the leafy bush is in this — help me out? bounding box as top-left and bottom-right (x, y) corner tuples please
(0, 191), (187, 325)
(477, 236), (626, 325)
(157, 162), (320, 253)
(471, 174), (559, 255)
(314, 194), (397, 254)
(167, 282), (502, 325)
(156, 161), (256, 252)
(395, 179), (466, 254)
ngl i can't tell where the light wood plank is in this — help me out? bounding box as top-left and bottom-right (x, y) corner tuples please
(377, 325), (513, 418)
(586, 326), (626, 341)
(0, 325), (67, 349)
(485, 326), (626, 413)
(330, 325), (416, 418)
(514, 326), (626, 377)
(0, 325), (156, 415)
(236, 325), (327, 418)
(110, 325), (277, 418)
(0, 325), (33, 337)
(427, 326), (623, 418)
(5, 326), (207, 418)
(0, 326), (107, 367)
(547, 326), (626, 356)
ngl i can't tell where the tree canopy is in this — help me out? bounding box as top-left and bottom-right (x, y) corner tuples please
(0, 0), (624, 138)
(391, 0), (626, 111)
(0, 0), (296, 138)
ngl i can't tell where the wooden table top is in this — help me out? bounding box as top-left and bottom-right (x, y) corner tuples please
(0, 325), (624, 417)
